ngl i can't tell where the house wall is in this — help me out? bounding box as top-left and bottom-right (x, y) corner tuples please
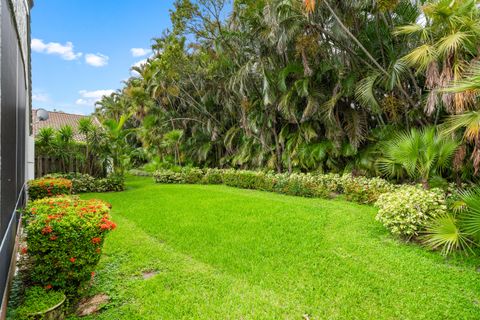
(0, 0), (32, 316)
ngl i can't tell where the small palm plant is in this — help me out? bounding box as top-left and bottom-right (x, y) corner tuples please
(423, 188), (480, 255)
(377, 127), (458, 188)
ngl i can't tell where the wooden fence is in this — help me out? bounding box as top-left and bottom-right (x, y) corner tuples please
(35, 156), (83, 178)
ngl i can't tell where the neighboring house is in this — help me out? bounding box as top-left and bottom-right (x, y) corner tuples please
(32, 109), (101, 142)
(0, 0), (34, 317)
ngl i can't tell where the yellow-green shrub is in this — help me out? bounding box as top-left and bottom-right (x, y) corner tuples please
(374, 186), (447, 238)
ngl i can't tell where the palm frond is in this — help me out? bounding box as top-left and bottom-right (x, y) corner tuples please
(423, 213), (473, 255)
(355, 73), (381, 113)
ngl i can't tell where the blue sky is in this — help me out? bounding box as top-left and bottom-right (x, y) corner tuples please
(31, 0), (175, 115)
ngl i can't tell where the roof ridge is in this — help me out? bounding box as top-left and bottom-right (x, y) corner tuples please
(33, 109), (93, 117)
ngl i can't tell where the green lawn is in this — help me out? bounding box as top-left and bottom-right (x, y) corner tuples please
(75, 176), (480, 319)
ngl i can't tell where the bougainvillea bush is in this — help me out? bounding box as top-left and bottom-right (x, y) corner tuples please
(24, 196), (116, 293)
(27, 178), (72, 201)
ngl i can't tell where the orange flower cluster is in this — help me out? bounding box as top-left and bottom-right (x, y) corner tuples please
(99, 218), (117, 231)
(41, 225), (53, 234)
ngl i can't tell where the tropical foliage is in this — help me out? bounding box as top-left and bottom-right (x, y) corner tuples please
(36, 115), (132, 177)
(94, 0), (479, 186)
(91, 0), (480, 255)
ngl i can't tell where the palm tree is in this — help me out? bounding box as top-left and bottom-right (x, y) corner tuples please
(396, 0), (480, 115)
(54, 125), (76, 172)
(377, 127), (458, 188)
(441, 63), (480, 174)
(103, 114), (133, 175)
(78, 117), (94, 174)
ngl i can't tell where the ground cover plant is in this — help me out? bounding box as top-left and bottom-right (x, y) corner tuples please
(72, 176), (480, 319)
(8, 286), (65, 320)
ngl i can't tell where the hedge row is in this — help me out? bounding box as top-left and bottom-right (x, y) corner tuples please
(44, 172), (125, 193)
(153, 168), (448, 239)
(154, 168), (396, 204)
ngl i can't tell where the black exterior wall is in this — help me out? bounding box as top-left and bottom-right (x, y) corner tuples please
(0, 0), (31, 315)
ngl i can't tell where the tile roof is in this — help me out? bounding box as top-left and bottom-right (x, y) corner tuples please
(32, 109), (101, 142)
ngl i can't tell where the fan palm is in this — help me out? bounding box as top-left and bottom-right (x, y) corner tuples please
(423, 213), (473, 255)
(377, 127), (458, 188)
(423, 188), (480, 255)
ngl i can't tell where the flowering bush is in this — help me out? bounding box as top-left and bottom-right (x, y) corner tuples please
(44, 173), (125, 193)
(341, 174), (396, 204)
(374, 186), (447, 238)
(28, 178), (72, 201)
(24, 196), (116, 293)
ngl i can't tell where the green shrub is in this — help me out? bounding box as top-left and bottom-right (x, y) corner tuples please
(182, 167), (204, 184)
(201, 168), (223, 184)
(153, 169), (186, 184)
(25, 196), (116, 293)
(375, 186), (447, 238)
(341, 174), (396, 204)
(28, 178), (72, 201)
(95, 175), (125, 192)
(275, 173), (325, 198)
(222, 170), (259, 189)
(313, 173), (343, 194)
(44, 173), (125, 193)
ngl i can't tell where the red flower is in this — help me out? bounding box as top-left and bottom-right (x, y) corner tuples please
(70, 257), (76, 263)
(21, 247), (27, 254)
(91, 237), (101, 244)
(91, 271), (95, 278)
(45, 284), (52, 290)
(41, 225), (53, 234)
(49, 235), (58, 241)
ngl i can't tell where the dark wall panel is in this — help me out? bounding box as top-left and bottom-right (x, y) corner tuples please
(0, 0), (28, 310)
(1, 0), (20, 238)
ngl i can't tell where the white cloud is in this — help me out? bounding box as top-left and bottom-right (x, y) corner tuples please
(85, 53), (109, 67)
(132, 59), (148, 69)
(130, 48), (151, 57)
(31, 38), (83, 60)
(32, 91), (50, 103)
(75, 89), (115, 106)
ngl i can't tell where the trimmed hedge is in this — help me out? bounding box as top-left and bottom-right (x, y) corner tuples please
(154, 168), (394, 204)
(44, 173), (125, 194)
(27, 178), (72, 201)
(24, 196), (115, 293)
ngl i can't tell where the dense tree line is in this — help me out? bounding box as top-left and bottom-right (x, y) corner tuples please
(95, 0), (480, 186)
